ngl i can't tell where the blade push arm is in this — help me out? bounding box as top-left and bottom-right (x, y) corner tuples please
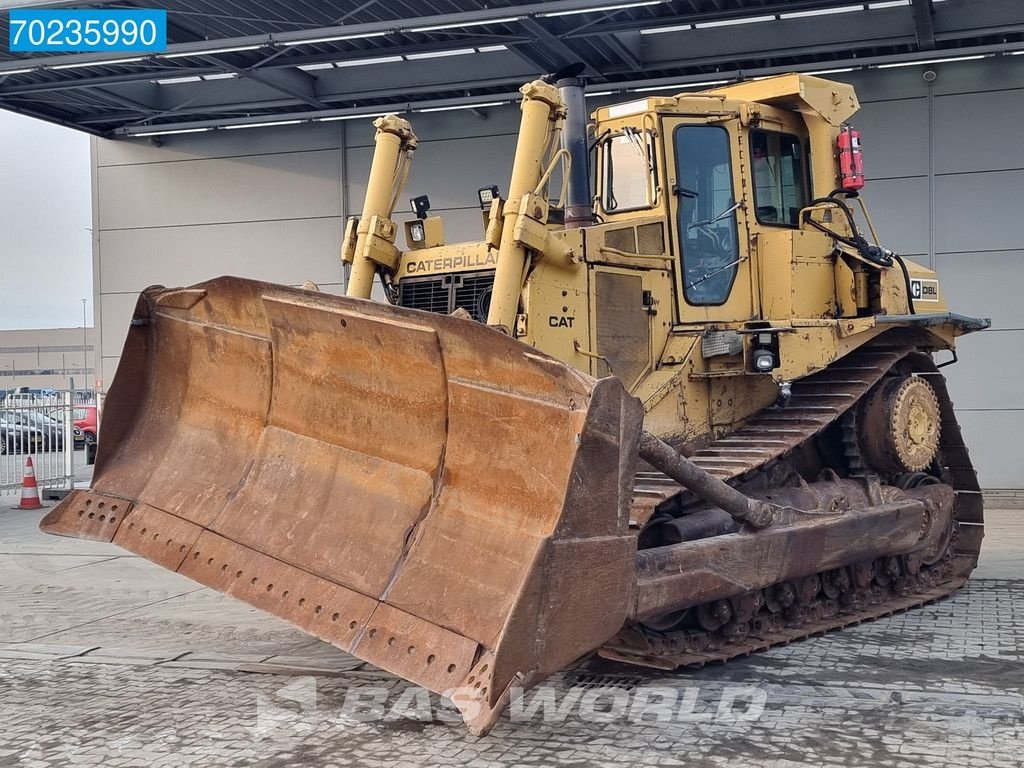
(486, 80), (567, 333)
(345, 115), (418, 299)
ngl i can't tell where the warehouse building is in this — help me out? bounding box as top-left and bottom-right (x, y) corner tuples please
(0, 327), (95, 391)
(0, 0), (1020, 486)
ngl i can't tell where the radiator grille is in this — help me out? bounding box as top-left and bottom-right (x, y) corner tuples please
(453, 272), (494, 323)
(398, 270), (495, 323)
(398, 277), (449, 315)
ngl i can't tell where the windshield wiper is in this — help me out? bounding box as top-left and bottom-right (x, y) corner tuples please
(688, 200), (743, 230)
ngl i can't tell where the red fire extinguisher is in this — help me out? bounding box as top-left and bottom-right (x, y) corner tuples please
(837, 125), (865, 191)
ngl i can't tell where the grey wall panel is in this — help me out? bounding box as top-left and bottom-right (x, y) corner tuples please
(859, 176), (930, 256)
(854, 97), (929, 180)
(345, 133), (516, 215)
(955, 409), (1022, 490)
(98, 292), (138, 359)
(343, 105), (520, 148)
(98, 149), (342, 230)
(933, 90), (1024, 175)
(934, 250), (1024, 330)
(842, 52), (1024, 103)
(934, 170), (1024, 254)
(923, 56), (1024, 98)
(940, 330), (1022, 411)
(96, 123), (343, 166)
(98, 217), (345, 294)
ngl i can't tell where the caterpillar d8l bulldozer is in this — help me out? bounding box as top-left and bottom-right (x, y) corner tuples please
(42, 72), (989, 734)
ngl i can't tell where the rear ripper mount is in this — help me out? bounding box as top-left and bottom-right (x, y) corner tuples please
(39, 279), (981, 734)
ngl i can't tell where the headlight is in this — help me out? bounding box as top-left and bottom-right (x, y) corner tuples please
(477, 185), (499, 209)
(409, 222), (425, 243)
(753, 349), (775, 372)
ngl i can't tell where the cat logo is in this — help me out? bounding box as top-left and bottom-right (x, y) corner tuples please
(549, 316), (575, 328)
(909, 278), (939, 302)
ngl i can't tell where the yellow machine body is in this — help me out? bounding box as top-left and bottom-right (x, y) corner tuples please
(42, 74), (988, 735)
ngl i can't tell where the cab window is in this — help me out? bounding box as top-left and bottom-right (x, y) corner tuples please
(751, 130), (808, 227)
(602, 130), (657, 212)
(674, 125), (740, 306)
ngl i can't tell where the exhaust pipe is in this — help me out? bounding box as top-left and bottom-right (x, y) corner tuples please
(556, 74), (595, 229)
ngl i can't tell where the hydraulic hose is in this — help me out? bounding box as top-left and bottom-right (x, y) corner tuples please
(892, 253), (917, 315)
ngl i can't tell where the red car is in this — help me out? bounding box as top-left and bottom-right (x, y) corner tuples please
(73, 405), (98, 447)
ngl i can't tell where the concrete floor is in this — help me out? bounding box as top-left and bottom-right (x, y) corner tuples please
(0, 507), (1021, 767)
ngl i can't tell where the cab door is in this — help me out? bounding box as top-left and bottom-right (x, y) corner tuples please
(665, 119), (755, 323)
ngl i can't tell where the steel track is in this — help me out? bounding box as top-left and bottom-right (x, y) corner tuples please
(601, 341), (984, 669)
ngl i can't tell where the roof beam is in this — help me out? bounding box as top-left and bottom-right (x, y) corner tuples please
(601, 33), (643, 71)
(56, 36), (1019, 136)
(210, 59), (329, 110)
(911, 0), (937, 50)
(518, 17), (602, 77)
(0, 0), (656, 72)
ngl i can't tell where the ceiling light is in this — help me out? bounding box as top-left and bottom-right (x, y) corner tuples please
(224, 119), (304, 130)
(298, 62), (336, 71)
(316, 113), (388, 122)
(416, 101), (506, 113)
(407, 48), (476, 60)
(155, 75), (203, 84)
(282, 31), (390, 46)
(407, 17), (521, 33)
(633, 79), (727, 92)
(163, 45), (262, 59)
(587, 90), (618, 96)
(875, 54), (985, 69)
(540, 1), (664, 18)
(477, 45), (508, 53)
(50, 56), (147, 70)
(780, 6), (861, 18)
(333, 55), (404, 67)
(134, 127), (215, 137)
(640, 24), (693, 34)
(1009, 50), (1024, 55)
(0, 67), (36, 76)
(868, 1), (910, 8)
(806, 67), (856, 74)
(203, 73), (238, 80)
(695, 14), (776, 28)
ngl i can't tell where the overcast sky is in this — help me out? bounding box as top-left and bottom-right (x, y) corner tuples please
(0, 108), (92, 331)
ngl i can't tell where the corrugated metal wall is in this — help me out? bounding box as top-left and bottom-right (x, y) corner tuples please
(91, 58), (1023, 487)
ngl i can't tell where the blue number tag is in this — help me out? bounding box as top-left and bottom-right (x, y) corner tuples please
(8, 9), (167, 53)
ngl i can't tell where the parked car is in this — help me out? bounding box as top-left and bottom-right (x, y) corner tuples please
(6, 411), (69, 450)
(0, 417), (43, 455)
(73, 405), (98, 447)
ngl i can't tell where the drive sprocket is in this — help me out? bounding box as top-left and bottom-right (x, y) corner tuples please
(859, 375), (941, 473)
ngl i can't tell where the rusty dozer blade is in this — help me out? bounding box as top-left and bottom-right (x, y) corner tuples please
(41, 276), (645, 734)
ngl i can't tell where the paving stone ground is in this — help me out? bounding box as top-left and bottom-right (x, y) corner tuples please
(0, 507), (1021, 767)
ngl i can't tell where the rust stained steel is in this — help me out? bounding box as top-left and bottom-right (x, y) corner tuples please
(638, 432), (781, 529)
(39, 277), (985, 734)
(602, 351), (983, 669)
(631, 481), (954, 622)
(41, 276), (646, 735)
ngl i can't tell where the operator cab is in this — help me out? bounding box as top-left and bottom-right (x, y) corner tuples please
(591, 76), (850, 325)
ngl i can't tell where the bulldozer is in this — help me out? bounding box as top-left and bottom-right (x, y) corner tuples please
(42, 72), (989, 734)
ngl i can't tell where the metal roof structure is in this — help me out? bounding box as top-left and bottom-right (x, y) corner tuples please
(0, 0), (1021, 137)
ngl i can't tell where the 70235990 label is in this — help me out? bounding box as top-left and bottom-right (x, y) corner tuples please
(8, 9), (167, 53)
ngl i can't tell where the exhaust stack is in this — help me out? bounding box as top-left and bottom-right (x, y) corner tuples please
(557, 75), (595, 229)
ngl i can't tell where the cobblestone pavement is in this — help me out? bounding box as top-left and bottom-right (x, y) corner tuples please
(0, 508), (1022, 767)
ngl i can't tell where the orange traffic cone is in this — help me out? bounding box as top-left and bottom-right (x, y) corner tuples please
(14, 456), (44, 510)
